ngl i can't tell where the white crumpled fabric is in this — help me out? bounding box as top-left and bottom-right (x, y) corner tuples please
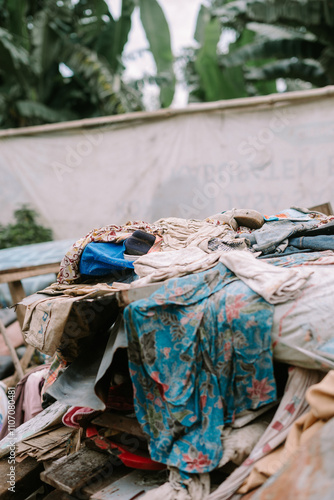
(141, 467), (210, 500)
(219, 250), (313, 304)
(155, 217), (233, 252)
(132, 247), (223, 286)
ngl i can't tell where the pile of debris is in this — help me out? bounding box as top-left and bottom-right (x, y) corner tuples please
(1, 206), (334, 500)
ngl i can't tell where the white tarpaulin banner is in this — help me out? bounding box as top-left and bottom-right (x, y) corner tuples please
(1, 87), (334, 239)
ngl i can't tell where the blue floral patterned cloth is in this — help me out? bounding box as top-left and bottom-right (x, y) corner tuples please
(264, 250), (334, 268)
(124, 263), (276, 474)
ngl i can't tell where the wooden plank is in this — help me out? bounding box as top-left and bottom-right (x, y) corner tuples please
(309, 202), (334, 216)
(0, 295), (35, 386)
(91, 469), (168, 500)
(42, 491), (75, 500)
(91, 414), (146, 439)
(7, 281), (26, 327)
(1, 348), (36, 390)
(40, 447), (122, 496)
(80, 463), (130, 498)
(0, 319), (24, 379)
(19, 345), (36, 372)
(7, 280), (25, 303)
(0, 457), (43, 500)
(0, 263), (60, 283)
(42, 455), (130, 499)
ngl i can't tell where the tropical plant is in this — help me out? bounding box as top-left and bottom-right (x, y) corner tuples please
(183, 0), (334, 103)
(0, 0), (175, 128)
(0, 206), (53, 249)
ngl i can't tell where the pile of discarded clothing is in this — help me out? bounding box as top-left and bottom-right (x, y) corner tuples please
(1, 206), (334, 499)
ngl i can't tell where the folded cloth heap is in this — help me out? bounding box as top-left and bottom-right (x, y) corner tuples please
(219, 250), (313, 304)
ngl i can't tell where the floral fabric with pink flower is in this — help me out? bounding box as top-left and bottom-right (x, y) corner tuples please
(124, 262), (276, 475)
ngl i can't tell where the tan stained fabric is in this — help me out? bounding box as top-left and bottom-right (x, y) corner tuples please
(22, 295), (82, 356)
(238, 370), (334, 494)
(22, 282), (127, 356)
(219, 415), (273, 468)
(219, 250), (313, 304)
(42, 281), (130, 296)
(155, 217), (233, 252)
(140, 466), (210, 500)
(208, 367), (322, 500)
(132, 247), (225, 286)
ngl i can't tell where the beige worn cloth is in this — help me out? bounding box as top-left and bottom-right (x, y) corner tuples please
(219, 417), (272, 468)
(132, 247), (224, 286)
(155, 217), (233, 252)
(23, 295), (78, 356)
(41, 281), (130, 296)
(219, 250), (313, 304)
(208, 367), (323, 500)
(22, 282), (127, 356)
(237, 370), (334, 494)
(218, 405), (278, 469)
(140, 467), (210, 500)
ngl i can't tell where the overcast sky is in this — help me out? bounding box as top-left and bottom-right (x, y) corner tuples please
(107, 0), (205, 107)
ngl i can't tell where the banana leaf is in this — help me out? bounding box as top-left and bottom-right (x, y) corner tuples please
(139, 0), (175, 107)
(16, 100), (75, 123)
(0, 27), (29, 71)
(6, 0), (29, 47)
(195, 17), (247, 100)
(96, 0), (135, 72)
(245, 59), (329, 86)
(194, 4), (211, 45)
(214, 0), (334, 28)
(31, 10), (62, 75)
(222, 38), (325, 67)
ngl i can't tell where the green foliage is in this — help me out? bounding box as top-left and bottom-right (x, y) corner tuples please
(184, 0), (334, 102)
(0, 206), (53, 249)
(0, 0), (175, 128)
(194, 17), (247, 101)
(139, 0), (175, 107)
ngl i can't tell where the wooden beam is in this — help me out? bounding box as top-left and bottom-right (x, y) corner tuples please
(0, 263), (60, 283)
(40, 447), (120, 496)
(41, 491), (74, 500)
(0, 319), (24, 379)
(7, 281), (26, 328)
(92, 414), (145, 439)
(20, 345), (36, 371)
(309, 202), (334, 216)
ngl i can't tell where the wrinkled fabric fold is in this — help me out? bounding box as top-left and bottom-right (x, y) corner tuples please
(133, 247), (224, 285)
(219, 250), (313, 304)
(140, 467), (210, 500)
(208, 367), (323, 500)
